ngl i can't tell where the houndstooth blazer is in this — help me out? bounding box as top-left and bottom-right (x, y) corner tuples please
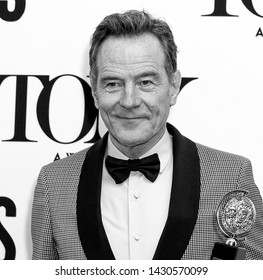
(31, 123), (263, 259)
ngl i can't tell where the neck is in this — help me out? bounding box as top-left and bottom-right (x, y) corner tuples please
(110, 128), (166, 159)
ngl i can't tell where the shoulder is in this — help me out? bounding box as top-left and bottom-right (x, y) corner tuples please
(40, 147), (90, 177)
(196, 142), (250, 167)
(195, 143), (256, 191)
(35, 147), (92, 198)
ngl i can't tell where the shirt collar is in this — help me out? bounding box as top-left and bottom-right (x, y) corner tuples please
(106, 129), (173, 173)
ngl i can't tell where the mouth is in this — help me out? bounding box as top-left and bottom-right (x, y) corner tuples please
(115, 115), (147, 120)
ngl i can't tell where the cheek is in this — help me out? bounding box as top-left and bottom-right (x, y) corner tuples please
(97, 94), (115, 112)
(154, 95), (171, 115)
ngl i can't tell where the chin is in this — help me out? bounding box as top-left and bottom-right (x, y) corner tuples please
(114, 132), (149, 147)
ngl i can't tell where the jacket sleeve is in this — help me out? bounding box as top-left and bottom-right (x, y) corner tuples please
(31, 167), (59, 260)
(237, 158), (263, 260)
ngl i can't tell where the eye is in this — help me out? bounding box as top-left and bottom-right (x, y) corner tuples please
(106, 82), (119, 87)
(139, 80), (152, 86)
(105, 82), (123, 91)
(137, 80), (155, 89)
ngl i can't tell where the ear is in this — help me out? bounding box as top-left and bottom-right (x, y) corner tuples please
(90, 78), (99, 109)
(92, 89), (99, 109)
(169, 70), (181, 106)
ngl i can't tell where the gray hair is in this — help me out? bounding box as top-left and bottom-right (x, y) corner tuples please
(89, 10), (178, 89)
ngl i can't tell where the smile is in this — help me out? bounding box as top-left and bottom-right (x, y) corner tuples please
(115, 116), (147, 120)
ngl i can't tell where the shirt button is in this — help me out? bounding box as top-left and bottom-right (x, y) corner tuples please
(134, 234), (141, 241)
(134, 192), (140, 199)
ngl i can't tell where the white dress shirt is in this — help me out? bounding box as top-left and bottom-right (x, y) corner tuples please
(101, 129), (173, 259)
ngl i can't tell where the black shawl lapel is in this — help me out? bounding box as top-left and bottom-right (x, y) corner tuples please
(77, 123), (200, 260)
(153, 123), (200, 259)
(77, 132), (115, 260)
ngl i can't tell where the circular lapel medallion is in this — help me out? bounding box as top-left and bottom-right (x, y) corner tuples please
(216, 190), (256, 240)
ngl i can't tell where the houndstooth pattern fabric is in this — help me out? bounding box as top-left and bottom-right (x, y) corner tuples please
(32, 149), (88, 260)
(31, 143), (263, 260)
(182, 144), (263, 259)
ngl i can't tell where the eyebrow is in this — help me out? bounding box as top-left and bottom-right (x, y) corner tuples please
(99, 76), (122, 84)
(134, 71), (160, 80)
(99, 70), (160, 82)
(98, 68), (162, 86)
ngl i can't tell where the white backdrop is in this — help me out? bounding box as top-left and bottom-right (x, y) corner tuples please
(0, 0), (263, 260)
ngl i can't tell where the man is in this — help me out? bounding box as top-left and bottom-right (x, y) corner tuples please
(31, 10), (263, 260)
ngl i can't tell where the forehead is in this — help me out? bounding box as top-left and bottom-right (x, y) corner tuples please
(96, 33), (166, 75)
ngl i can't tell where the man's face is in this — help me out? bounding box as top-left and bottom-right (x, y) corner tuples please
(92, 33), (181, 152)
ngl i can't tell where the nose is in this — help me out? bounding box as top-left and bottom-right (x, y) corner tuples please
(119, 82), (140, 109)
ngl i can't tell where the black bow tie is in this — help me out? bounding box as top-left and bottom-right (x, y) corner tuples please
(105, 153), (160, 184)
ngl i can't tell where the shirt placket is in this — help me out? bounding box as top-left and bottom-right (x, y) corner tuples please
(128, 171), (143, 259)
